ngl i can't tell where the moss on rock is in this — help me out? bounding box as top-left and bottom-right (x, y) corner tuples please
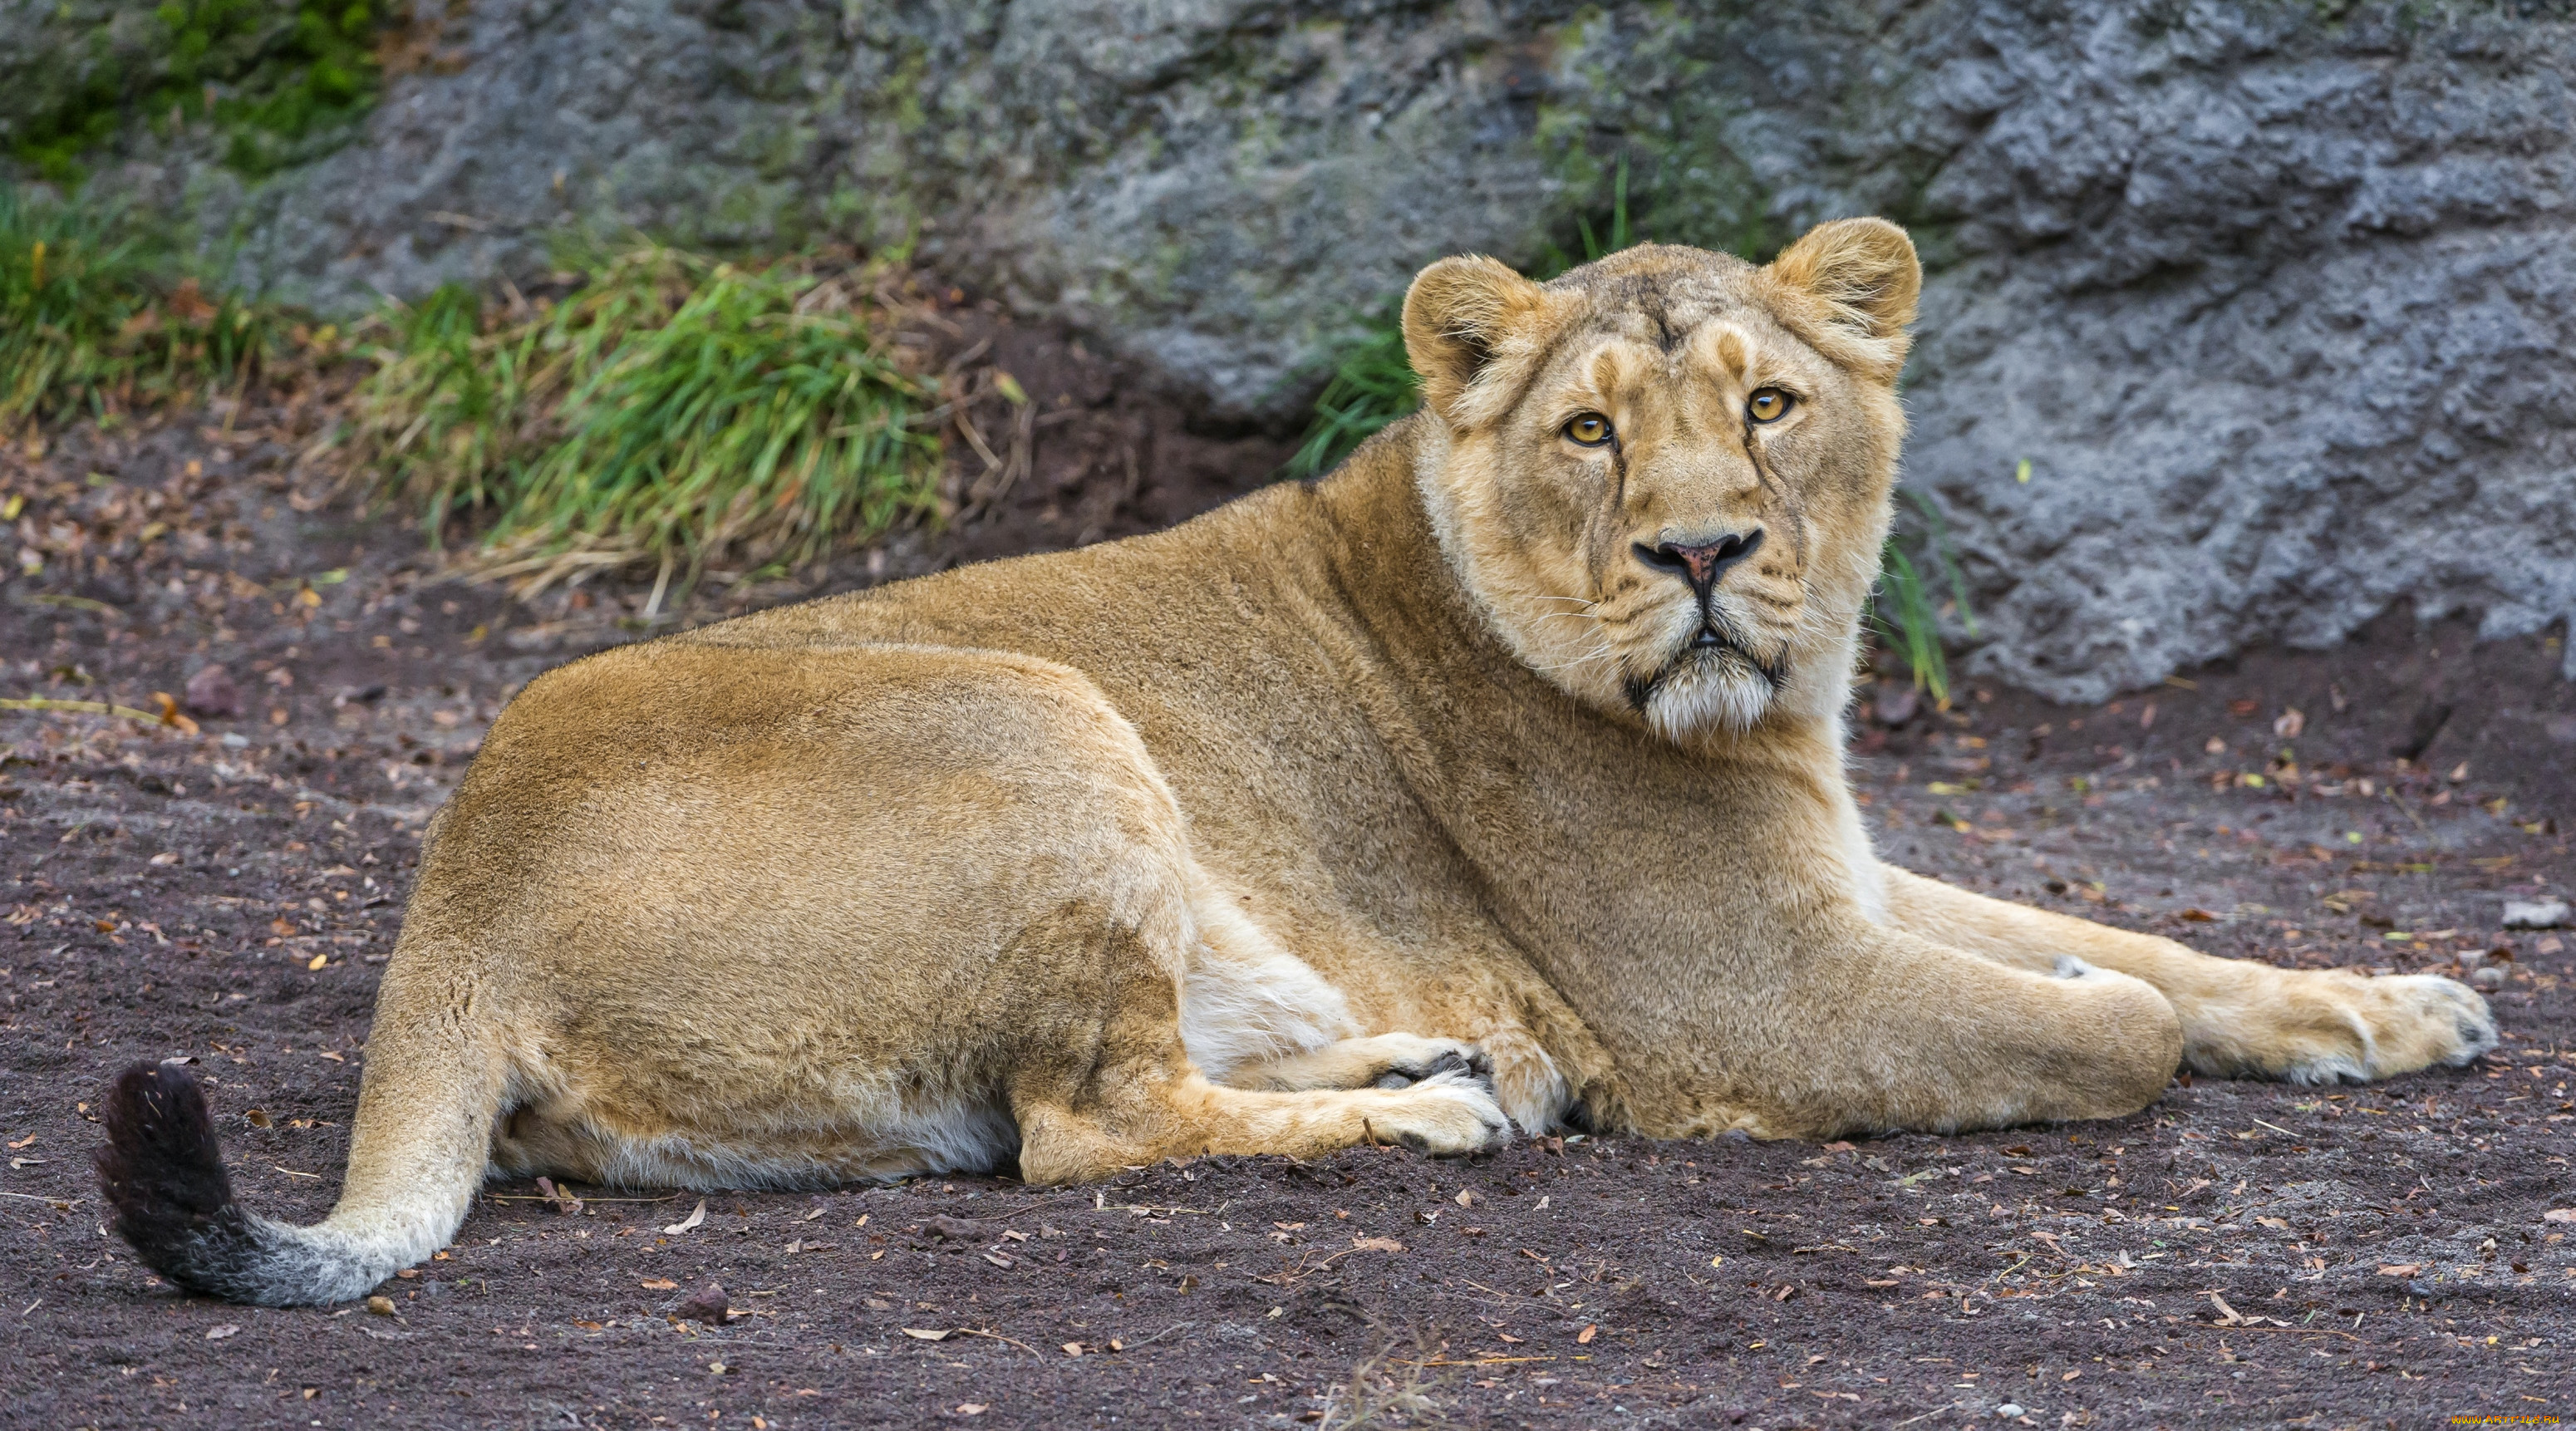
(3, 0), (392, 182)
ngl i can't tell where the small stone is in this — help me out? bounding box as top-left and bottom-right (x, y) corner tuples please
(184, 664), (241, 718)
(1874, 681), (1920, 726)
(673, 1281), (733, 1324)
(2502, 898), (2569, 930)
(2470, 966), (2506, 991)
(365, 1296), (396, 1316)
(1994, 1405), (2024, 1420)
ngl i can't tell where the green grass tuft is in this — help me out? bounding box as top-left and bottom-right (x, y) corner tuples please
(0, 188), (279, 431)
(1282, 319), (1417, 480)
(344, 245), (941, 597)
(1871, 488), (1978, 705)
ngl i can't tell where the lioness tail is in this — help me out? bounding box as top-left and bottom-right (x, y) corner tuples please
(96, 1014), (499, 1306)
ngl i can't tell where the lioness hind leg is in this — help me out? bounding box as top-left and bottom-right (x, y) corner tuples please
(1014, 1068), (1511, 1185)
(1009, 927), (1509, 1183)
(1222, 1034), (1495, 1092)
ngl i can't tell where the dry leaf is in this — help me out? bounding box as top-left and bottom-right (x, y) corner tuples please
(534, 1176), (582, 1214)
(307, 953), (329, 971)
(1453, 1188), (1477, 1207)
(956, 1404), (989, 1417)
(1062, 1342), (1084, 1357)
(662, 1199), (707, 1235)
(641, 1278), (677, 1291)
(984, 1252), (1015, 1268)
(365, 1296), (396, 1316)
(1350, 1235), (1404, 1254)
(2377, 1263), (2421, 1276)
(902, 1328), (951, 1341)
(1576, 1324), (1598, 1344)
(2544, 1210), (2576, 1224)
(244, 1109), (272, 1129)
(151, 691), (199, 735)
(205, 1324), (239, 1340)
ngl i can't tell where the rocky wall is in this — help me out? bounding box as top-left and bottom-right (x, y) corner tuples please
(7, 0), (2572, 696)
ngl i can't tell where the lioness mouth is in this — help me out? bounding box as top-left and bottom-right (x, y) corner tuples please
(1622, 619), (1785, 717)
(1686, 617), (1771, 673)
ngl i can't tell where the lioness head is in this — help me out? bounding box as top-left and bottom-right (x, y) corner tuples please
(1401, 219), (1920, 741)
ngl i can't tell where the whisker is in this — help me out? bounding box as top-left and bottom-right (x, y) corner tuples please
(1524, 641), (1619, 675)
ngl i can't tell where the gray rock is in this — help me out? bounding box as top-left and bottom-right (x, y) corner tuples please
(10, 0), (2574, 698)
(671, 1281), (733, 1325)
(182, 663), (240, 720)
(2504, 898), (2571, 930)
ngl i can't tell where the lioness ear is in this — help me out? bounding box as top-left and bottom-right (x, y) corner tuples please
(1762, 217), (1920, 381)
(1402, 255), (1551, 423)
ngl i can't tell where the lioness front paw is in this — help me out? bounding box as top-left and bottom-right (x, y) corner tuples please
(1368, 1070), (1512, 1157)
(2190, 970), (2498, 1084)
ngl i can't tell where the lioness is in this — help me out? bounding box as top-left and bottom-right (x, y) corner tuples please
(98, 219), (2495, 1306)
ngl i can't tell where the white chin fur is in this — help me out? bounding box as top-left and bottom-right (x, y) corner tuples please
(1644, 654), (1775, 739)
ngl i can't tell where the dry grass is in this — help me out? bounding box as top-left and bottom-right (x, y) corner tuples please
(1316, 1329), (1458, 1430)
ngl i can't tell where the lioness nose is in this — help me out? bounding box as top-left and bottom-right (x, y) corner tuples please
(1637, 529), (1765, 591)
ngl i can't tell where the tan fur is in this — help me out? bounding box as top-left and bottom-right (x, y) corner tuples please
(304, 221), (2494, 1287)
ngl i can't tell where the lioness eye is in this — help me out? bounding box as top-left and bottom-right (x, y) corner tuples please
(1747, 388), (1792, 423)
(1564, 413), (1614, 447)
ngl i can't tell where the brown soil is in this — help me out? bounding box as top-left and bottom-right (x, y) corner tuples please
(3, 341), (2571, 1431)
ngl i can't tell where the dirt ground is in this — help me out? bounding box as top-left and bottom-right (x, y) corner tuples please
(3, 331), (2572, 1431)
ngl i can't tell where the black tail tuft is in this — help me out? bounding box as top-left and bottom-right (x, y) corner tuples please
(96, 1061), (237, 1253)
(95, 1060), (269, 1299)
